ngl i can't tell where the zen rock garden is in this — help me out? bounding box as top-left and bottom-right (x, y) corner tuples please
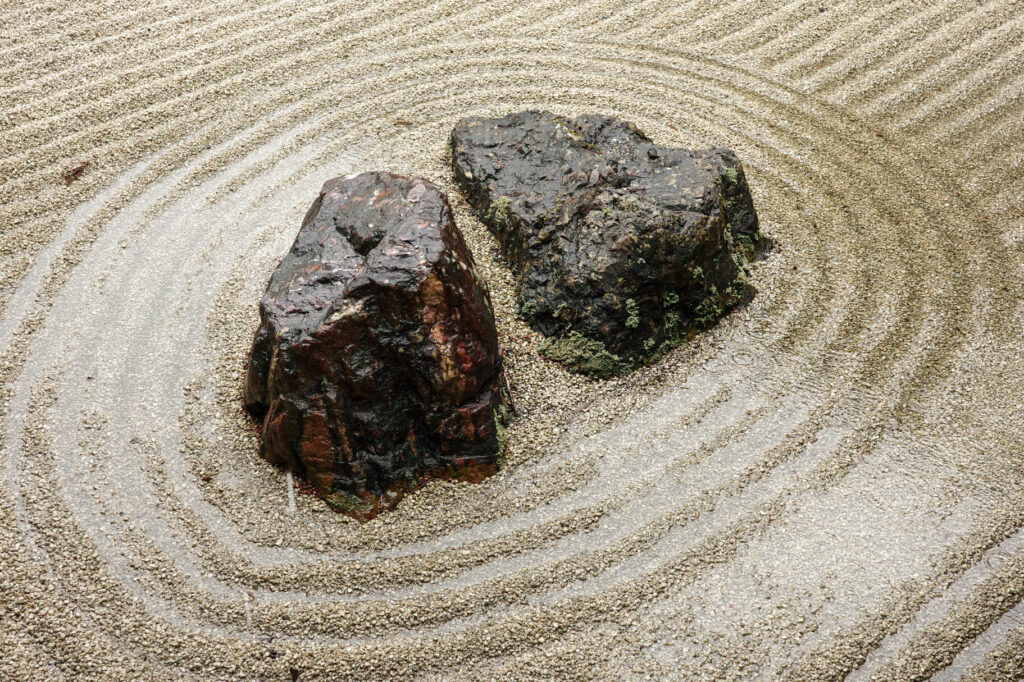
(244, 111), (768, 516)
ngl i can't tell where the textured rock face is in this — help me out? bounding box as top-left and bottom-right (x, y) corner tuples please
(244, 172), (507, 516)
(451, 110), (769, 378)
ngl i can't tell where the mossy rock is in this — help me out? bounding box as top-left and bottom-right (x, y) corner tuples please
(451, 110), (770, 377)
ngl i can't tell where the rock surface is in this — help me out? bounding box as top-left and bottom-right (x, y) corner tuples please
(451, 110), (769, 378)
(244, 171), (508, 516)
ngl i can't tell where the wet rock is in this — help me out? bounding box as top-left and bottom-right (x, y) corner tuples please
(244, 171), (508, 517)
(451, 110), (769, 378)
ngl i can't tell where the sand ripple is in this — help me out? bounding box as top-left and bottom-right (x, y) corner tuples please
(2, 5), (1024, 680)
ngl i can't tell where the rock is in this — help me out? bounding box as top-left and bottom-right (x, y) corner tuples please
(244, 171), (509, 517)
(450, 110), (769, 378)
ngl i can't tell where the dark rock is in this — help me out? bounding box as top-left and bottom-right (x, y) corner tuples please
(244, 171), (509, 517)
(450, 110), (769, 378)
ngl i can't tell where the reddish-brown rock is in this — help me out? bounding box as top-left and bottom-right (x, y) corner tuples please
(244, 172), (508, 516)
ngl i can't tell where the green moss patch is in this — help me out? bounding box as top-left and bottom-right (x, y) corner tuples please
(625, 298), (640, 328)
(540, 331), (631, 380)
(485, 196), (512, 225)
(323, 491), (373, 514)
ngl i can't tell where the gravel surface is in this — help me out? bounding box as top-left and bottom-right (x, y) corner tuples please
(2, 1), (1024, 680)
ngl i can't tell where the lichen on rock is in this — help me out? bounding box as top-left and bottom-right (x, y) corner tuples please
(450, 110), (770, 378)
